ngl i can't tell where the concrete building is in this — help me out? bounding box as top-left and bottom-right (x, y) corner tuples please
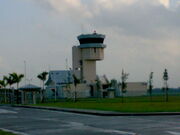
(72, 32), (106, 84)
(125, 82), (148, 96)
(45, 32), (107, 99)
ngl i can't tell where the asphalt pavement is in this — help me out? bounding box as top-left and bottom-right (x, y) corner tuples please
(0, 105), (180, 135)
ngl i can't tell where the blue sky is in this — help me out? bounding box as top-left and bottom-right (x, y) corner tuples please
(0, 0), (180, 87)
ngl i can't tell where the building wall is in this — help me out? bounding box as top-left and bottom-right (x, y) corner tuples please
(63, 84), (90, 98)
(81, 48), (104, 60)
(125, 82), (148, 96)
(72, 46), (104, 83)
(82, 60), (96, 83)
(45, 84), (90, 99)
(72, 46), (81, 79)
(45, 86), (64, 99)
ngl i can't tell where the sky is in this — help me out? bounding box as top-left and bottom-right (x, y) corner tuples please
(0, 0), (180, 88)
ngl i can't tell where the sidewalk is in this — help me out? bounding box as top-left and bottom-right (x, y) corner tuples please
(12, 105), (180, 116)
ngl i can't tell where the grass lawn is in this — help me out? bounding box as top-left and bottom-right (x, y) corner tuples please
(0, 130), (16, 135)
(35, 96), (180, 113)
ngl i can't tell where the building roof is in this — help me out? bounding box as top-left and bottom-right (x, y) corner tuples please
(45, 70), (73, 86)
(77, 32), (106, 48)
(19, 84), (41, 91)
(77, 33), (105, 40)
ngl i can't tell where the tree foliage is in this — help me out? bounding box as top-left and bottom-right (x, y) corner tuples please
(121, 69), (129, 93)
(73, 74), (80, 87)
(37, 71), (48, 103)
(37, 72), (48, 82)
(148, 72), (153, 101)
(163, 69), (169, 102)
(9, 73), (24, 89)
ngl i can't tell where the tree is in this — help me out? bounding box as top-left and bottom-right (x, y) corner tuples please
(109, 79), (119, 97)
(3, 75), (16, 89)
(3, 75), (16, 104)
(72, 74), (80, 102)
(37, 71), (48, 102)
(95, 76), (102, 98)
(0, 77), (8, 103)
(163, 69), (169, 102)
(148, 72), (153, 101)
(9, 73), (24, 104)
(9, 73), (24, 89)
(0, 78), (7, 88)
(121, 69), (129, 103)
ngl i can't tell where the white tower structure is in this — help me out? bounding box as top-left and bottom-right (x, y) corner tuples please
(72, 32), (106, 83)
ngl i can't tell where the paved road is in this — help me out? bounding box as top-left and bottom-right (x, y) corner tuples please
(0, 106), (180, 135)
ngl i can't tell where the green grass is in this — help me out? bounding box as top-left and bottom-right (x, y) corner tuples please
(34, 96), (180, 113)
(0, 130), (16, 135)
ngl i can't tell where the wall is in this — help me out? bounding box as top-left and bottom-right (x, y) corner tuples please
(72, 46), (81, 79)
(81, 48), (104, 60)
(125, 82), (148, 96)
(63, 83), (90, 98)
(82, 60), (96, 83)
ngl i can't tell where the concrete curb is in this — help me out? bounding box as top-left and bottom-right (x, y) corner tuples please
(12, 105), (180, 116)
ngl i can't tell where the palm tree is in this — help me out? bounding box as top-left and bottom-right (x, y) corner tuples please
(10, 73), (24, 89)
(0, 79), (7, 88)
(3, 75), (15, 89)
(3, 75), (16, 104)
(9, 73), (24, 104)
(0, 77), (8, 103)
(37, 71), (48, 102)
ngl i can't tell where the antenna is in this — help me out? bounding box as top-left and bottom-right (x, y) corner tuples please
(48, 64), (51, 72)
(66, 58), (68, 70)
(24, 60), (26, 85)
(81, 24), (85, 34)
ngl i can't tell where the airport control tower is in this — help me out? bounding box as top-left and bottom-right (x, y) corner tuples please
(72, 32), (106, 83)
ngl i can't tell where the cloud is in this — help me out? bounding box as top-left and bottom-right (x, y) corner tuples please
(37, 0), (180, 22)
(0, 56), (4, 68)
(159, 0), (170, 7)
(90, 1), (180, 40)
(29, 0), (180, 86)
(41, 0), (92, 18)
(0, 57), (2, 66)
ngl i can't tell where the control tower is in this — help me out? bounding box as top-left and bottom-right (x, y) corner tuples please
(72, 32), (106, 83)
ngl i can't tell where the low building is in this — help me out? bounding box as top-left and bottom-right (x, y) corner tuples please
(45, 70), (90, 99)
(45, 70), (73, 99)
(19, 84), (41, 104)
(125, 82), (148, 96)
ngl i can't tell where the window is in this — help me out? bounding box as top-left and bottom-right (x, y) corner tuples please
(94, 48), (96, 53)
